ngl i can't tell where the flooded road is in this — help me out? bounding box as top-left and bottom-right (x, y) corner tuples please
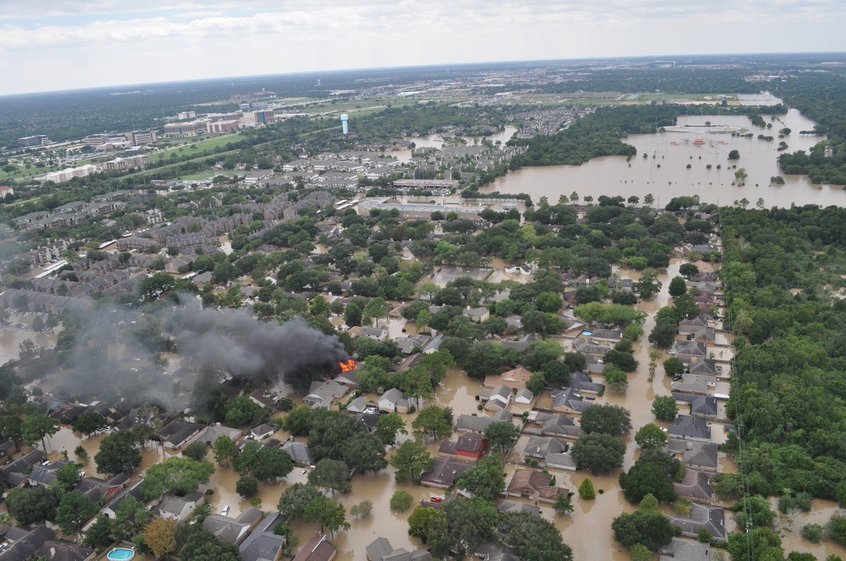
(484, 109), (846, 208)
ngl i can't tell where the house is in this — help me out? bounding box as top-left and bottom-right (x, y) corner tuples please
(395, 335), (431, 355)
(366, 537), (433, 561)
(464, 307), (490, 324)
(362, 327), (389, 341)
(249, 390), (280, 410)
(484, 367), (532, 391)
(668, 415), (711, 443)
(550, 387), (593, 415)
(250, 423), (277, 441)
(505, 469), (569, 504)
(659, 538), (714, 561)
(672, 375), (715, 396)
(513, 388), (534, 405)
(28, 460), (71, 487)
(186, 423), (242, 448)
(101, 480), (146, 519)
(688, 359), (719, 377)
(523, 436), (576, 470)
(0, 525), (55, 561)
(159, 419), (203, 450)
(667, 504), (727, 541)
(239, 512), (287, 561)
(32, 539), (95, 561)
(1, 450), (45, 486)
(589, 328), (624, 343)
(674, 470), (713, 503)
(523, 412), (583, 440)
(689, 396), (719, 419)
(671, 341), (708, 363)
(282, 441), (314, 466)
(420, 458), (474, 489)
(158, 492), (205, 522)
(378, 388), (410, 414)
(292, 534), (337, 561)
(479, 385), (511, 412)
(455, 410), (512, 434)
(346, 396), (370, 414)
(497, 500), (541, 517)
(75, 473), (129, 503)
(439, 434), (488, 461)
(567, 371), (605, 395)
(202, 507), (263, 545)
(678, 317), (709, 336)
(304, 381), (349, 409)
(473, 544), (520, 561)
(668, 440), (718, 472)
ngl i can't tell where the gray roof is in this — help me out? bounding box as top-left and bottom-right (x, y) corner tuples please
(690, 396), (718, 417)
(524, 436), (568, 459)
(668, 504), (726, 541)
(551, 387), (592, 413)
(366, 537), (431, 561)
(659, 538), (714, 561)
(202, 507), (262, 544)
(282, 441), (314, 466)
(0, 525), (54, 561)
(668, 415), (711, 440)
(568, 371), (605, 394)
(239, 513), (287, 561)
(674, 470), (713, 502)
(455, 410), (512, 433)
(683, 442), (719, 471)
(497, 500), (541, 517)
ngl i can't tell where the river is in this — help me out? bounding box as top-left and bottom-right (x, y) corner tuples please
(484, 109), (844, 208)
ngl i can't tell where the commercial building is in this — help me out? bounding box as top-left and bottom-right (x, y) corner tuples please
(42, 164), (99, 184)
(208, 120), (241, 134)
(18, 135), (49, 147)
(130, 129), (159, 145)
(241, 110), (274, 127)
(103, 154), (148, 172)
(163, 120), (208, 137)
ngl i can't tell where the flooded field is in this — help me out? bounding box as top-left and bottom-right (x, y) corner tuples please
(774, 498), (846, 559)
(0, 324), (56, 364)
(484, 109), (846, 208)
(393, 126), (518, 161)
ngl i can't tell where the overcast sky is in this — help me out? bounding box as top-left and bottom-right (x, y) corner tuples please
(1, 0), (845, 96)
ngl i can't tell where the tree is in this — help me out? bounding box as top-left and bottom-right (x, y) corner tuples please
(409, 506), (451, 557)
(554, 493), (574, 515)
(278, 484), (324, 521)
(829, 517), (846, 546)
(95, 431), (142, 476)
(728, 149), (740, 160)
(72, 411), (106, 435)
(735, 168), (748, 185)
(497, 511), (573, 561)
(213, 436), (238, 466)
(631, 544), (653, 561)
(111, 496), (150, 542)
(668, 276), (687, 297)
(391, 440), (432, 483)
(412, 406), (453, 441)
(604, 366), (628, 394)
(179, 527), (240, 561)
(648, 320), (677, 349)
(634, 271), (662, 301)
(309, 459), (351, 494)
(663, 358), (685, 378)
(376, 413), (407, 446)
(732, 495), (776, 529)
(21, 414), (58, 450)
(57, 491), (98, 535)
(727, 527), (783, 561)
(571, 433), (626, 474)
(652, 396), (678, 421)
(456, 455), (505, 500)
(443, 498), (499, 556)
(308, 411), (387, 473)
(55, 462), (83, 491)
(142, 457), (215, 500)
(183, 441), (208, 462)
(485, 421), (520, 454)
(390, 490), (414, 512)
(578, 478), (596, 500)
(635, 424), (667, 450)
(581, 404), (632, 436)
(144, 518), (178, 559)
(224, 395), (265, 427)
(535, 291), (563, 313)
(236, 476), (259, 498)
(84, 515), (114, 550)
(363, 297), (390, 326)
(283, 405), (313, 436)
(6, 486), (61, 525)
(350, 501), (373, 519)
(612, 509), (674, 551)
(619, 462), (677, 504)
(801, 523), (824, 543)
(344, 302), (362, 327)
(234, 441), (293, 482)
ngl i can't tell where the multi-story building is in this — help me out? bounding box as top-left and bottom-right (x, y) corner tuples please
(240, 110), (273, 127)
(207, 120), (241, 134)
(163, 120), (208, 137)
(18, 135), (49, 147)
(130, 130), (159, 146)
(103, 154), (148, 172)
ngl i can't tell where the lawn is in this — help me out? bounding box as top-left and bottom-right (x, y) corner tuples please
(148, 133), (243, 164)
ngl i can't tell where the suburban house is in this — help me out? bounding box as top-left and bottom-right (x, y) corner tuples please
(159, 419), (204, 450)
(292, 534), (337, 561)
(157, 492), (205, 522)
(366, 537), (433, 561)
(672, 375), (716, 396)
(522, 411), (583, 440)
(513, 388), (534, 405)
(303, 381), (349, 409)
(550, 387), (593, 415)
(455, 410), (512, 434)
(185, 423), (242, 448)
(667, 504), (727, 541)
(674, 470), (713, 503)
(463, 307), (490, 323)
(0, 526), (54, 561)
(101, 480), (146, 519)
(439, 434), (489, 462)
(420, 458), (474, 489)
(668, 440), (719, 473)
(0, 440), (17, 464)
(75, 473), (129, 503)
(473, 544), (520, 561)
(202, 507), (263, 545)
(668, 415), (712, 443)
(497, 500), (541, 517)
(239, 512), (287, 561)
(250, 423), (277, 441)
(378, 388), (411, 414)
(484, 367), (532, 391)
(523, 436), (576, 470)
(659, 539), (714, 561)
(27, 460), (71, 487)
(480, 385), (511, 412)
(281, 441), (314, 466)
(567, 371), (605, 395)
(505, 469), (569, 504)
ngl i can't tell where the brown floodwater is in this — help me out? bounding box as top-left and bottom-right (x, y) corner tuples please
(0, 324), (56, 364)
(484, 109), (846, 208)
(393, 126), (519, 162)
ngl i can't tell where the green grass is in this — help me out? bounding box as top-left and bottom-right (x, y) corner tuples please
(149, 133), (243, 164)
(176, 170), (241, 181)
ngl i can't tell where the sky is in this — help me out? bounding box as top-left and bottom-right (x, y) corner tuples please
(1, 0), (845, 95)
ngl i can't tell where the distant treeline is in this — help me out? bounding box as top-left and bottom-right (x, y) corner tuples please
(773, 72), (846, 184)
(509, 104), (787, 168)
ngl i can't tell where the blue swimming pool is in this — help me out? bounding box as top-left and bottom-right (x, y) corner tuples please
(582, 331), (593, 337)
(107, 548), (135, 561)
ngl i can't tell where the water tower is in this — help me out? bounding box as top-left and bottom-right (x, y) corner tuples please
(340, 114), (349, 135)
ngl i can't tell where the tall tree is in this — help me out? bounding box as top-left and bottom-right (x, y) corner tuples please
(412, 406), (453, 441)
(485, 421), (520, 454)
(144, 518), (178, 559)
(56, 491), (98, 535)
(390, 440), (432, 483)
(456, 455), (506, 500)
(308, 459), (351, 495)
(21, 414), (58, 451)
(95, 431), (142, 476)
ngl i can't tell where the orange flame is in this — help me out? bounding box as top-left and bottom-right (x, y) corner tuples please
(339, 359), (358, 373)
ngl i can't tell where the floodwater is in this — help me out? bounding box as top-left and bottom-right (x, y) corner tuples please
(43, 429), (167, 479)
(484, 109), (846, 208)
(773, 498), (846, 559)
(393, 126), (519, 162)
(0, 324), (56, 364)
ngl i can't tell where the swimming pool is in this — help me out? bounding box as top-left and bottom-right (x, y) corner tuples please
(107, 548), (135, 561)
